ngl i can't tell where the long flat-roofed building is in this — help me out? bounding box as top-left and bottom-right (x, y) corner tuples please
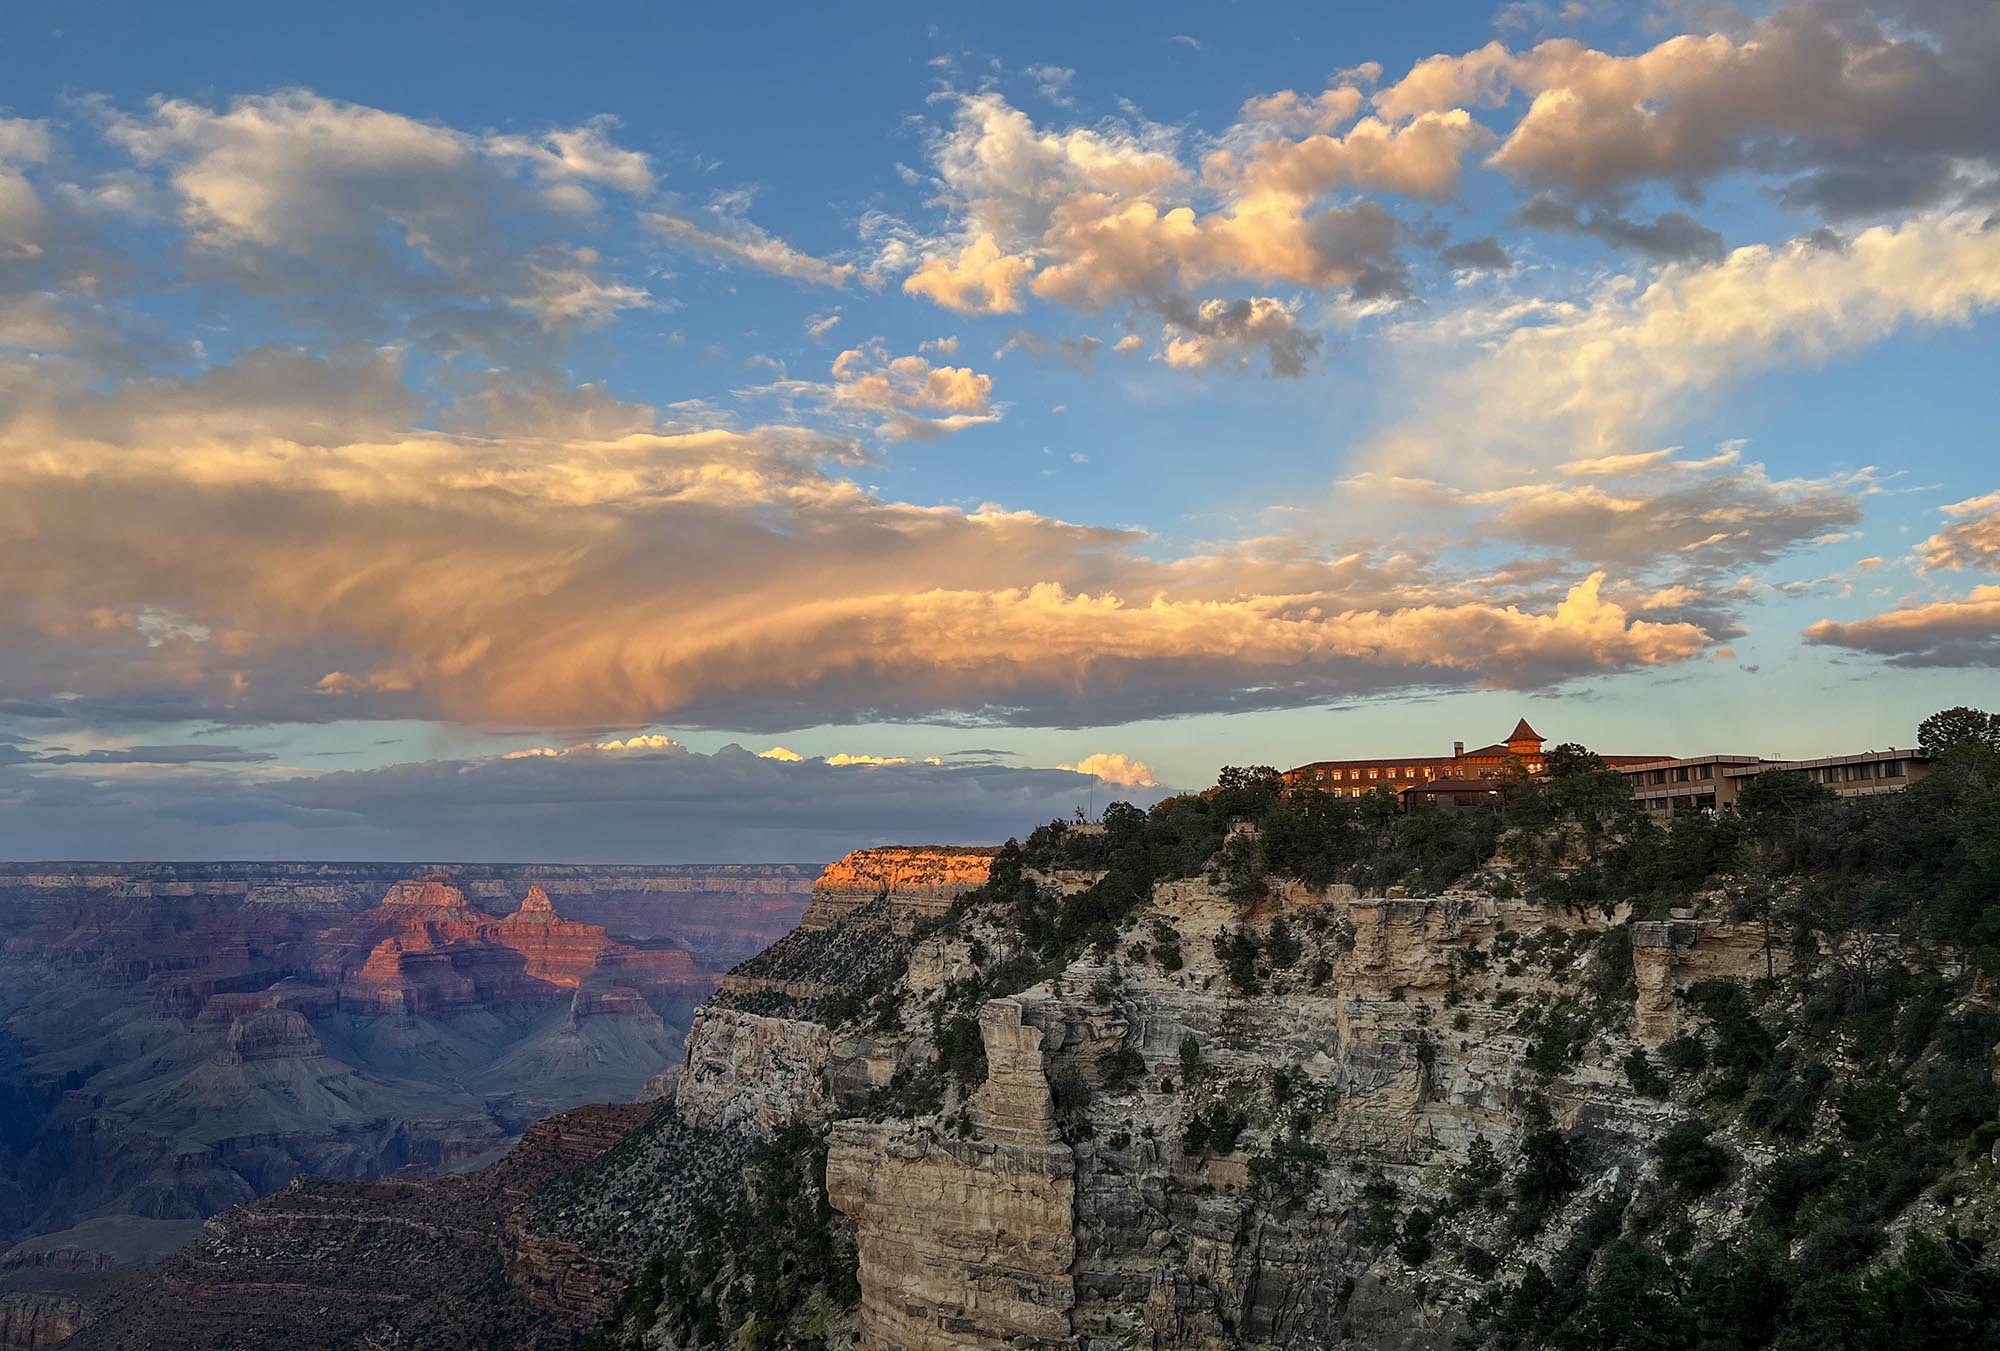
(1617, 748), (1930, 815)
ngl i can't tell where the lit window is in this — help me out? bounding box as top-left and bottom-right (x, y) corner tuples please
(1368, 768), (1378, 779)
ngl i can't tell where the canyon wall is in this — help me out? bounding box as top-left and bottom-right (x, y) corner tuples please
(802, 846), (1000, 934)
(0, 861), (816, 1281)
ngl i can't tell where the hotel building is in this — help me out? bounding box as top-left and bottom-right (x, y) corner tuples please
(1283, 719), (1667, 804)
(1618, 749), (1930, 816)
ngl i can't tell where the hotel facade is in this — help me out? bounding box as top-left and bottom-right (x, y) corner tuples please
(1284, 717), (1932, 814)
(1282, 719), (1666, 806)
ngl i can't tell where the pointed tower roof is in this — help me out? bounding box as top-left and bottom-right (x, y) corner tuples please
(1506, 718), (1543, 745)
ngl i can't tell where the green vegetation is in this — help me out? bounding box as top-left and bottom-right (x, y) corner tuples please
(651, 706), (2000, 1351)
(586, 1125), (855, 1351)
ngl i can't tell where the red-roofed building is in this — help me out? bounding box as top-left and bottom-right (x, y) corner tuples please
(1281, 718), (1667, 807)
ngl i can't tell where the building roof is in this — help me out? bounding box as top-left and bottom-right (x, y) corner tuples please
(1507, 718), (1542, 744)
(1287, 755), (1458, 773)
(1404, 777), (1509, 796)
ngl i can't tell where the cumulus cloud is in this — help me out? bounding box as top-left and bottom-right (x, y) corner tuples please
(1439, 235), (1512, 271)
(1517, 196), (1726, 263)
(1058, 752), (1160, 787)
(890, 88), (1463, 360)
(1917, 490), (2000, 572)
(1158, 295), (1320, 377)
(903, 233), (1035, 314)
(825, 341), (998, 439)
(1806, 584), (2000, 667)
(100, 90), (655, 337)
(1374, 3), (2000, 214)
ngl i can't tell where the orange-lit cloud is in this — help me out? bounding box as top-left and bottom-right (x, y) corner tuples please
(0, 345), (1718, 731)
(1059, 752), (1160, 787)
(1806, 585), (2000, 668)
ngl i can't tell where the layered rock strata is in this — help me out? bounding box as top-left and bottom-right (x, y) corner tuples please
(826, 999), (1076, 1351)
(802, 846), (1000, 934)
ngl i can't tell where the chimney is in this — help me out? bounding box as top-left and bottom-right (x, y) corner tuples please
(1453, 740), (1465, 757)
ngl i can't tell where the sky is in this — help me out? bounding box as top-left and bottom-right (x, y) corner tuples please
(1, 0), (1997, 861)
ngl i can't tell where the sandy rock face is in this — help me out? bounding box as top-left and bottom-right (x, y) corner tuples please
(1631, 918), (1785, 1044)
(673, 1008), (833, 1139)
(802, 847), (1000, 934)
(815, 876), (1701, 1351)
(0, 1292), (87, 1349)
(826, 997), (1076, 1351)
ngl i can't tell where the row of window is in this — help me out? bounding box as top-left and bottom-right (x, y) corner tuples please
(1303, 758), (1548, 785)
(1820, 760), (1906, 784)
(1309, 765), (1430, 783)
(1636, 763), (1718, 786)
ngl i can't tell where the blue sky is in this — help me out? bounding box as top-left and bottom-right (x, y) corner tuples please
(1, 0), (1996, 859)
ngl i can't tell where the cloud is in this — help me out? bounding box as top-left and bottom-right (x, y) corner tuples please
(646, 203), (859, 286)
(1374, 4), (2000, 214)
(1058, 751), (1159, 787)
(101, 90), (653, 336)
(0, 741), (1172, 862)
(1371, 213), (2000, 480)
(32, 742), (276, 766)
(892, 89), (1446, 350)
(1158, 295), (1320, 377)
(0, 341), (1722, 733)
(1917, 490), (2000, 572)
(825, 340), (998, 439)
(902, 232), (1036, 315)
(998, 330), (1101, 372)
(486, 122), (655, 197)
(1805, 584), (2000, 667)
(1439, 235), (1512, 271)
(1517, 196), (1726, 263)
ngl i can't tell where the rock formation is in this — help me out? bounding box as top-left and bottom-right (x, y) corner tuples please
(803, 846), (1000, 933)
(0, 861), (805, 1305)
(63, 1104), (656, 1351)
(674, 1008), (832, 1138)
(827, 999), (1078, 1351)
(0, 1292), (86, 1349)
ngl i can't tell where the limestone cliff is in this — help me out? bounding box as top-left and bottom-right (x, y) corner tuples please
(803, 846), (1000, 934)
(674, 1008), (832, 1139)
(826, 1000), (1076, 1351)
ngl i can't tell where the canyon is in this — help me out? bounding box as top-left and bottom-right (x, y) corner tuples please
(0, 861), (818, 1345)
(35, 774), (2000, 1350)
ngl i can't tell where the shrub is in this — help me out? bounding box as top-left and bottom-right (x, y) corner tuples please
(1623, 1048), (1668, 1098)
(1448, 1134), (1504, 1212)
(1656, 1119), (1730, 1194)
(1097, 1047), (1146, 1092)
(1214, 927), (1261, 993)
(1396, 1207), (1435, 1266)
(1510, 1099), (1579, 1236)
(1661, 1034), (1710, 1073)
(1248, 1135), (1328, 1206)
